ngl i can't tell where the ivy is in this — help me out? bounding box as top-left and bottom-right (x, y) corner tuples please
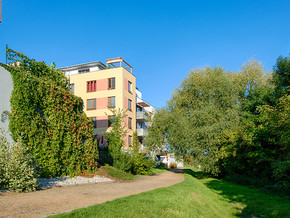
(1, 48), (98, 177)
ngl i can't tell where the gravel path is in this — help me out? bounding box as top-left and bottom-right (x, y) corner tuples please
(38, 175), (114, 189)
(0, 170), (184, 218)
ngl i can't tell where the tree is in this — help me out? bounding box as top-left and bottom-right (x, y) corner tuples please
(273, 55), (290, 99)
(236, 59), (275, 114)
(148, 57), (289, 189)
(105, 108), (128, 166)
(148, 66), (240, 176)
(219, 57), (289, 188)
(146, 108), (169, 151)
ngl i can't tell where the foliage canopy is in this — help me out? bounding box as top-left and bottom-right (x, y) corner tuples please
(146, 57), (289, 189)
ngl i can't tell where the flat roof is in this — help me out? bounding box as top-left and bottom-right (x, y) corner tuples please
(58, 61), (106, 71)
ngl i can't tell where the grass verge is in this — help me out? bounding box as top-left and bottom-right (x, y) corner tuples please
(102, 165), (135, 180)
(133, 167), (167, 178)
(52, 169), (290, 218)
(151, 167), (167, 175)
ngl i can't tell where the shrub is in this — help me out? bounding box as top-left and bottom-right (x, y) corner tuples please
(131, 153), (156, 175)
(113, 152), (133, 172)
(0, 129), (38, 192)
(169, 163), (177, 169)
(0, 130), (9, 189)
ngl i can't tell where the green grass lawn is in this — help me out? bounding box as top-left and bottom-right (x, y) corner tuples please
(53, 169), (289, 218)
(102, 165), (135, 180)
(151, 167), (167, 175)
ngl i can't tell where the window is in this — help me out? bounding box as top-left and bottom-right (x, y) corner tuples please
(108, 77), (115, 89)
(90, 117), (97, 128)
(108, 96), (116, 108)
(87, 80), (96, 92)
(128, 135), (132, 146)
(108, 115), (115, 127)
(70, 83), (74, 94)
(137, 122), (143, 129)
(128, 117), (132, 129)
(87, 99), (96, 110)
(128, 81), (132, 93)
(79, 68), (90, 74)
(128, 99), (132, 111)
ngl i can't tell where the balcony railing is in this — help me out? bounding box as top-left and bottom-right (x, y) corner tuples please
(137, 128), (147, 137)
(136, 111), (147, 121)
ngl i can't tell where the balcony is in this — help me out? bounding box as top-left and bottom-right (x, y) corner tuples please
(136, 111), (147, 121)
(106, 57), (133, 74)
(137, 128), (147, 137)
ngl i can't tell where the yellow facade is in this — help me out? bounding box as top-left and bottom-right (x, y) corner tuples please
(67, 67), (136, 149)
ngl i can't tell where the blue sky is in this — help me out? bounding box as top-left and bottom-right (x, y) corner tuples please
(1, 0), (289, 109)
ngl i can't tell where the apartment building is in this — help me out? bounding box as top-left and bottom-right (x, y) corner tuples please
(136, 89), (155, 147)
(59, 57), (136, 149)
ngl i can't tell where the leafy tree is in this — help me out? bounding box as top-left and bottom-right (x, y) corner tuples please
(148, 66), (240, 176)
(257, 95), (289, 182)
(273, 55), (290, 99)
(236, 59), (275, 113)
(105, 108), (129, 169)
(219, 58), (289, 188)
(220, 95), (290, 186)
(147, 57), (289, 188)
(146, 108), (169, 151)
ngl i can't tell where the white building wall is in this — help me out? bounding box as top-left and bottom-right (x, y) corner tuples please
(64, 66), (102, 76)
(0, 66), (14, 144)
(136, 89), (142, 100)
(90, 66), (101, 71)
(65, 70), (78, 76)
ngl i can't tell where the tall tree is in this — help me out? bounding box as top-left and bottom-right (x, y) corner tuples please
(147, 66), (240, 175)
(105, 108), (128, 164)
(273, 55), (290, 99)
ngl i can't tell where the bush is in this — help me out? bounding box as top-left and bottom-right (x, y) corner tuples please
(110, 151), (156, 176)
(131, 153), (156, 175)
(0, 129), (38, 192)
(169, 163), (177, 169)
(113, 152), (133, 172)
(0, 130), (9, 189)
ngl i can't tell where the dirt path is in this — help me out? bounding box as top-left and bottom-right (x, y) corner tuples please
(0, 170), (184, 218)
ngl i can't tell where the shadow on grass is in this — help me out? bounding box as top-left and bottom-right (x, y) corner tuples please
(184, 169), (290, 217)
(167, 168), (184, 174)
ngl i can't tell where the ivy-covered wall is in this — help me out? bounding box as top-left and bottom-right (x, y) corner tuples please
(0, 48), (98, 177)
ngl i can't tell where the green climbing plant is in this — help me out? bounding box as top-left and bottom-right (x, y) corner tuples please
(1, 47), (98, 178)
